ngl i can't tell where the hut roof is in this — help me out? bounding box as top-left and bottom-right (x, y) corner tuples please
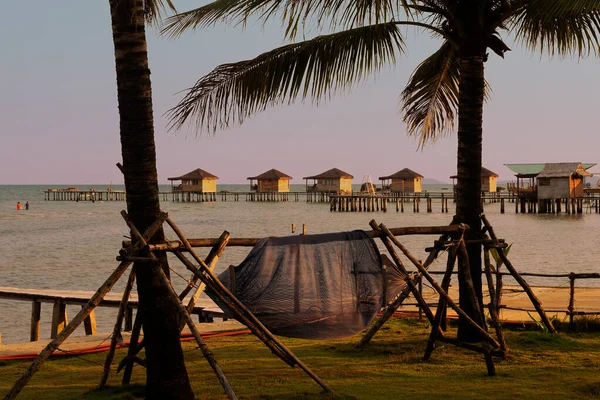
(303, 168), (354, 180)
(504, 163), (546, 177)
(537, 162), (592, 178)
(379, 168), (423, 180)
(505, 162), (596, 177)
(449, 167), (498, 180)
(168, 168), (219, 181)
(247, 169), (292, 180)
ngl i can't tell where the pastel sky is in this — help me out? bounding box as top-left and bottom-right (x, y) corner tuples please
(1, 1), (599, 185)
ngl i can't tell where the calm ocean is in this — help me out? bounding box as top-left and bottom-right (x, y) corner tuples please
(1, 184), (599, 344)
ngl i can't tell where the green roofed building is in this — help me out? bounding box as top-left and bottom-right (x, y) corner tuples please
(504, 162), (596, 200)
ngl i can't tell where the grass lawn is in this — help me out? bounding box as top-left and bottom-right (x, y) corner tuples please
(1, 317), (600, 399)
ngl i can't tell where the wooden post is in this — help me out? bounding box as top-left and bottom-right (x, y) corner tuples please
(30, 301), (41, 342)
(418, 278), (423, 320)
(179, 231), (231, 301)
(292, 224), (296, 233)
(124, 308), (133, 332)
(379, 224), (500, 349)
(50, 301), (68, 339)
(568, 273), (575, 329)
(228, 265), (237, 296)
(483, 246), (507, 353)
(302, 224), (307, 235)
(423, 244), (459, 361)
(457, 241), (496, 376)
(99, 268), (137, 388)
(121, 312), (143, 385)
(83, 309), (97, 336)
(481, 214), (557, 334)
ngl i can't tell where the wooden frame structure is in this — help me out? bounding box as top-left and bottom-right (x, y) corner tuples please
(4, 211), (331, 400)
(4, 212), (557, 398)
(356, 215), (556, 376)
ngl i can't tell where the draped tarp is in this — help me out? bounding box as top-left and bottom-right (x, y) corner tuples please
(208, 231), (406, 339)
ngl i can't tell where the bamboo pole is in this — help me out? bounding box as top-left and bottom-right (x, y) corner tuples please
(370, 222), (436, 323)
(423, 243), (459, 361)
(99, 269), (137, 388)
(3, 214), (166, 400)
(481, 214), (557, 334)
(186, 233), (230, 313)
(121, 311), (143, 385)
(6, 264), (133, 399)
(379, 224), (500, 349)
(171, 249), (292, 364)
(142, 225), (465, 251)
(457, 241), (496, 376)
(123, 213), (237, 400)
(163, 216), (333, 393)
(483, 245), (507, 354)
(179, 231), (230, 301)
(357, 222), (450, 347)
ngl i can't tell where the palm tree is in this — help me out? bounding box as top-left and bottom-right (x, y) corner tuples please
(108, 0), (194, 397)
(163, 0), (600, 341)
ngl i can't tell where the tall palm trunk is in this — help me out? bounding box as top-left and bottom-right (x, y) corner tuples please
(108, 0), (194, 398)
(455, 54), (485, 342)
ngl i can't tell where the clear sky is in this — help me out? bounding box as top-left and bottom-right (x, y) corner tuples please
(1, 1), (599, 185)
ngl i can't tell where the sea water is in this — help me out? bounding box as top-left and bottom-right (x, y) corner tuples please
(1, 184), (599, 344)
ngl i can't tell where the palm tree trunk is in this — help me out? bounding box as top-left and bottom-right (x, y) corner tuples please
(108, 0), (194, 398)
(455, 54), (485, 342)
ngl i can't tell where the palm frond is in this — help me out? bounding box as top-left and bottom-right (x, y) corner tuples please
(167, 23), (405, 134)
(401, 40), (459, 147)
(508, 0), (600, 56)
(162, 0), (411, 39)
(145, 0), (176, 25)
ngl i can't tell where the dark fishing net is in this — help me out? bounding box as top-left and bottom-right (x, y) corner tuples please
(207, 231), (406, 340)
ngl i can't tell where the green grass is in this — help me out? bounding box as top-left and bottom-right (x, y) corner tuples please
(2, 318), (600, 400)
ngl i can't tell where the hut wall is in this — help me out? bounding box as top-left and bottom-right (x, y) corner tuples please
(201, 179), (217, 193)
(316, 178), (352, 193)
(482, 177), (497, 193)
(317, 179), (338, 192)
(571, 177), (584, 197)
(414, 178), (422, 193)
(278, 179), (290, 193)
(258, 179), (279, 192)
(538, 177), (570, 199)
(390, 178), (421, 193)
(181, 181), (203, 192)
(340, 178), (353, 194)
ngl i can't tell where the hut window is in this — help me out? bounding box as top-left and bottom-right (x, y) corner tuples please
(539, 178), (550, 186)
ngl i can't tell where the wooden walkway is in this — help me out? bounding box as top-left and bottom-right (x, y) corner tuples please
(0, 320), (244, 360)
(0, 287), (223, 343)
(43, 189), (125, 201)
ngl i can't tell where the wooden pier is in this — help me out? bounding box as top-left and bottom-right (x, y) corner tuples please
(329, 194), (452, 213)
(0, 287), (223, 343)
(168, 191), (218, 202)
(44, 188), (125, 202)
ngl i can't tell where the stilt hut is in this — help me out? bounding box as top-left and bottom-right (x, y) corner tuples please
(168, 168), (219, 193)
(504, 163), (545, 199)
(303, 168), (353, 194)
(450, 167), (499, 193)
(248, 169), (292, 193)
(536, 163), (592, 200)
(379, 168), (423, 193)
(505, 163), (597, 198)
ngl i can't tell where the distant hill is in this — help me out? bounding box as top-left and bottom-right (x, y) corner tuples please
(422, 178), (450, 185)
